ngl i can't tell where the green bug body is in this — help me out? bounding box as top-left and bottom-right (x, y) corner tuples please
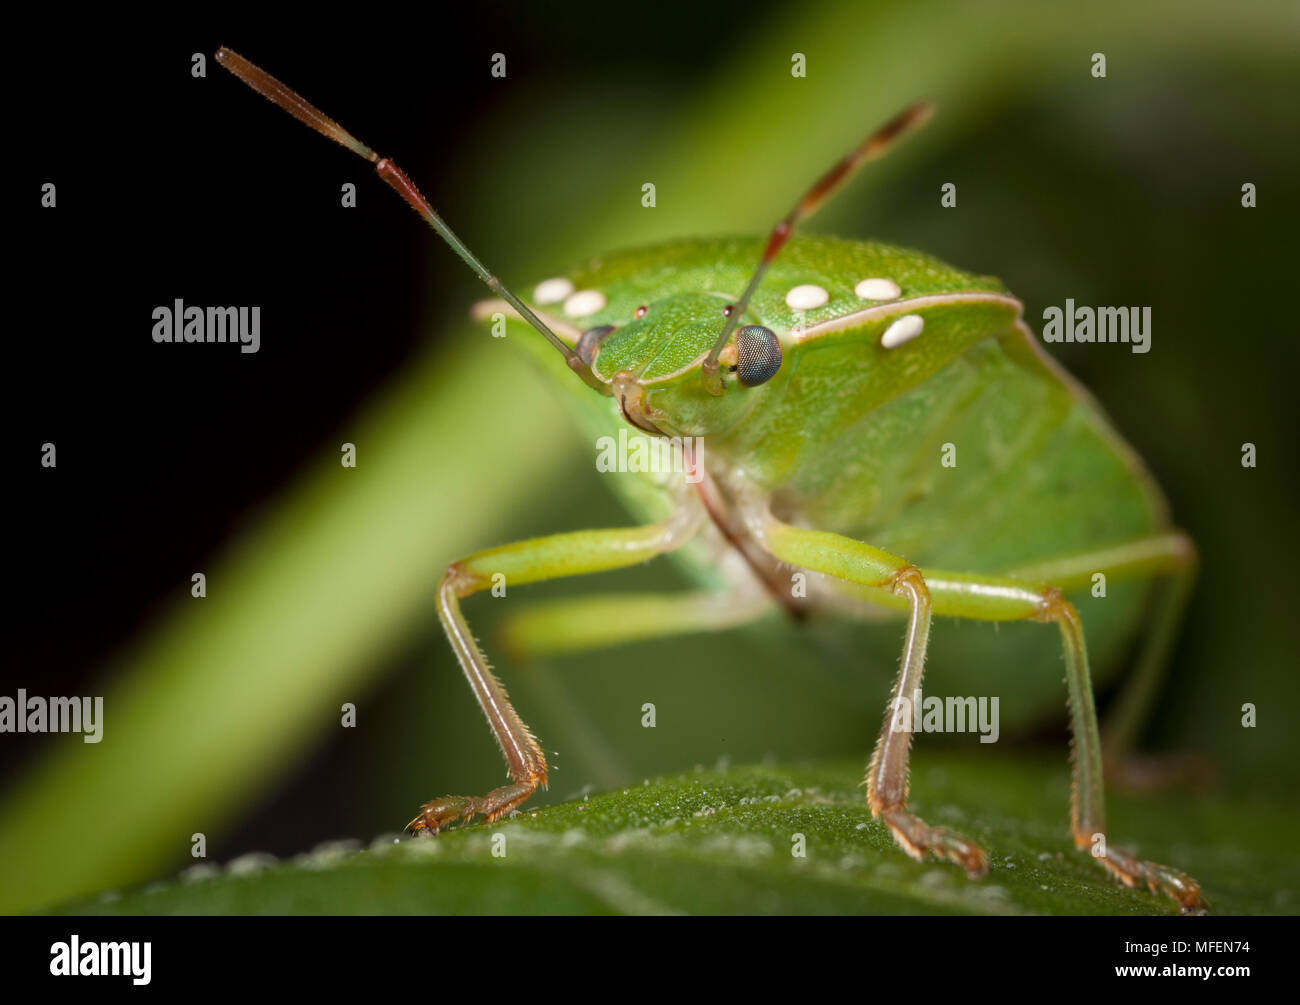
(500, 236), (1165, 720)
(217, 49), (1204, 912)
(533, 234), (1164, 557)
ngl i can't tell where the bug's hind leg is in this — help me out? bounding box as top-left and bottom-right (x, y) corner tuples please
(867, 568), (990, 877)
(410, 503), (704, 836)
(1103, 563), (1217, 791)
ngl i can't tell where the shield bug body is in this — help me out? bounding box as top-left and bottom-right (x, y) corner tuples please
(217, 48), (1204, 913)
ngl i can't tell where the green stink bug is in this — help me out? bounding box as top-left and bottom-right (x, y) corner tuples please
(216, 47), (1204, 913)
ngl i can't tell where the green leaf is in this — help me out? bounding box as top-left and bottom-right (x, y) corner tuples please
(54, 752), (1294, 916)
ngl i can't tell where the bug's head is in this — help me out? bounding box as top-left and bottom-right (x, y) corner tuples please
(571, 292), (785, 437)
(511, 102), (935, 426)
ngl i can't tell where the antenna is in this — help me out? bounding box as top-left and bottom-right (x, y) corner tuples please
(700, 101), (934, 395)
(214, 47), (608, 395)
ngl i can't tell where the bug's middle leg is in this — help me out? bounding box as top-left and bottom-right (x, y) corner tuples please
(1001, 531), (1199, 769)
(499, 587), (775, 660)
(915, 569), (1205, 912)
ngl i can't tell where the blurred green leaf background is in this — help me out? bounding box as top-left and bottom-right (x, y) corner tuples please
(6, 0), (1297, 913)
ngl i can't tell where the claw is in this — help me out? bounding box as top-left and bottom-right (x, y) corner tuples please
(407, 795), (477, 836)
(1103, 845), (1208, 914)
(882, 809), (989, 879)
(405, 779), (541, 836)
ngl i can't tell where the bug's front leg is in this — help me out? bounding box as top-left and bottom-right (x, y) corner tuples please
(866, 566), (991, 877)
(410, 500), (703, 835)
(760, 520), (990, 877)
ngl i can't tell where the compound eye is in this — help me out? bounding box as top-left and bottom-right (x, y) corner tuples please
(735, 325), (783, 387)
(576, 324), (616, 366)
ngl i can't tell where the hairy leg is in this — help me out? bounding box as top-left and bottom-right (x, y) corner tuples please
(761, 517), (1205, 913)
(411, 501), (703, 834)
